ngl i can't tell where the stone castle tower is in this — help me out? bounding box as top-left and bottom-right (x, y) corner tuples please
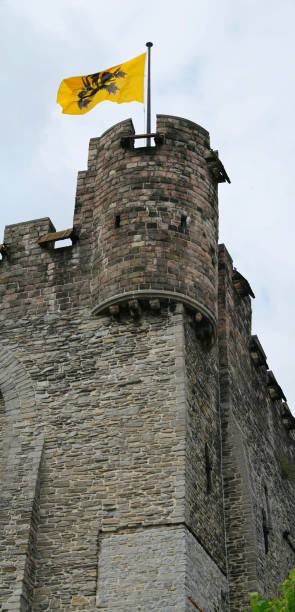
(0, 115), (294, 612)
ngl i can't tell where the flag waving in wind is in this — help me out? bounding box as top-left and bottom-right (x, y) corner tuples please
(57, 52), (146, 115)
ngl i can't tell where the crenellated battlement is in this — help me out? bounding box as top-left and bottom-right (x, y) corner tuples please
(75, 115), (220, 339)
(0, 117), (292, 414)
(1, 116), (294, 612)
(1, 115), (222, 341)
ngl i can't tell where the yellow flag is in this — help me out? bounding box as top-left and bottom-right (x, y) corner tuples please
(57, 53), (146, 115)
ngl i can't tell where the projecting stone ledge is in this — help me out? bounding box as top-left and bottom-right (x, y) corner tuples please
(249, 335), (268, 368)
(233, 269), (255, 298)
(204, 149), (231, 184)
(281, 403), (295, 430)
(92, 289), (217, 349)
(267, 370), (286, 402)
(38, 227), (79, 246)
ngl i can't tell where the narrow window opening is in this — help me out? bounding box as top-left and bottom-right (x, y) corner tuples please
(115, 215), (121, 229)
(54, 238), (72, 249)
(134, 139), (156, 149)
(178, 213), (191, 234)
(262, 508), (269, 554)
(180, 215), (187, 233)
(210, 245), (216, 267)
(205, 443), (212, 493)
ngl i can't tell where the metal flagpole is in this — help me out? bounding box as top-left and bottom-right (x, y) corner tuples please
(146, 42), (153, 146)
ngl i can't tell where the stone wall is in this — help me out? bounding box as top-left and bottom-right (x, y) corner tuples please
(0, 347), (44, 611)
(218, 244), (295, 610)
(96, 526), (187, 611)
(88, 116), (218, 322)
(184, 314), (225, 572)
(1, 116), (294, 612)
(0, 303), (226, 612)
(185, 529), (228, 611)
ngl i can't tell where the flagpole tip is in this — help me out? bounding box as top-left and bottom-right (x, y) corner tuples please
(146, 42), (153, 48)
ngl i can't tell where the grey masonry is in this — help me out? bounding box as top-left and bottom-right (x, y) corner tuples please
(0, 115), (294, 612)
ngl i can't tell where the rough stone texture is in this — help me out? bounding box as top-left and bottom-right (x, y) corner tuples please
(218, 244), (295, 610)
(0, 348), (44, 611)
(96, 525), (228, 612)
(89, 116), (218, 320)
(0, 116), (294, 612)
(185, 529), (228, 612)
(96, 526), (187, 611)
(184, 315), (225, 572)
(0, 306), (225, 612)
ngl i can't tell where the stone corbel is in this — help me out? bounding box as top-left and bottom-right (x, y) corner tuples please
(204, 149), (231, 184)
(267, 371), (286, 402)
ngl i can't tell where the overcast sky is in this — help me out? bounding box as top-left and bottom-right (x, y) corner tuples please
(1, 0), (294, 413)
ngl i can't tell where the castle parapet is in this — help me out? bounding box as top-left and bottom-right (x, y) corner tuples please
(86, 115), (223, 344)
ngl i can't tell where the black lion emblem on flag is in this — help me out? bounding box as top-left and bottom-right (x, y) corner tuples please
(77, 67), (126, 109)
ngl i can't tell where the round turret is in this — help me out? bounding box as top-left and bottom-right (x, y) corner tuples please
(90, 115), (220, 343)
